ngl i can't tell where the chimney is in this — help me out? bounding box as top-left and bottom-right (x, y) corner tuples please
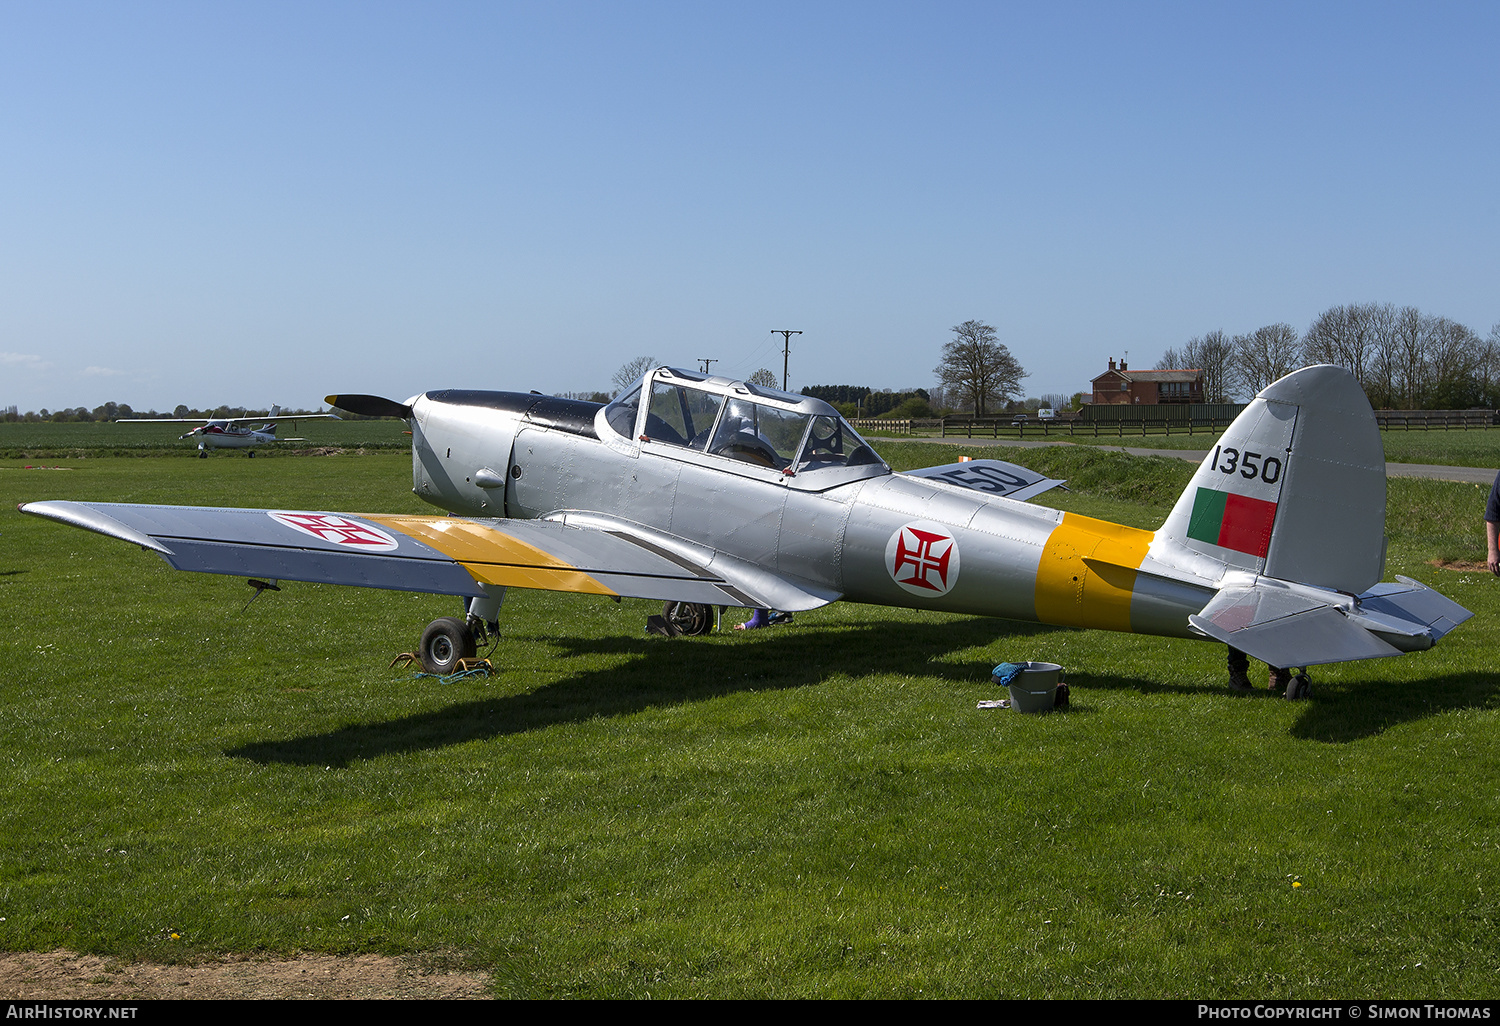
(1108, 358), (1116, 371)
(1121, 359), (1128, 371)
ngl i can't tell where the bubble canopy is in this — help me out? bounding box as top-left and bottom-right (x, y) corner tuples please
(601, 367), (889, 485)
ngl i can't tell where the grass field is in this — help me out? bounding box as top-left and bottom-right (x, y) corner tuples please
(1, 445), (1496, 997)
(867, 422), (1500, 468)
(1053, 426), (1500, 468)
(0, 417), (410, 457)
(7, 417), (1500, 469)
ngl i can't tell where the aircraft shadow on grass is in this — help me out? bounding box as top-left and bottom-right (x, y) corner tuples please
(1285, 670), (1500, 744)
(226, 612), (1499, 766)
(229, 616), (1067, 768)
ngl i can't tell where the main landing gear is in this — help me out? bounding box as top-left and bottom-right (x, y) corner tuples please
(394, 586), (506, 675)
(646, 601), (718, 637)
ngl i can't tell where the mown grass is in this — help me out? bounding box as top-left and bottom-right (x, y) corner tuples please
(962, 425), (1500, 468)
(0, 418), (409, 458)
(1, 449), (1497, 997)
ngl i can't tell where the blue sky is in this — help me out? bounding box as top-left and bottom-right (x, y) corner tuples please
(2, 1), (1496, 412)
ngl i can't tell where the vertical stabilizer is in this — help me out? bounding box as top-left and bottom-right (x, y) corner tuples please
(1155, 365), (1385, 594)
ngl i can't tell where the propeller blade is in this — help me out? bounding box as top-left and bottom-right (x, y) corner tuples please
(324, 394), (413, 419)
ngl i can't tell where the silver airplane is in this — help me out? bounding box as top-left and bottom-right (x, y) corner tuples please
(21, 364), (1470, 695)
(117, 406), (340, 457)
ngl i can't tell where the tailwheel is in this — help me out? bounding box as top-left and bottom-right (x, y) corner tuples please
(418, 616), (476, 674)
(662, 601), (714, 636)
(1284, 670), (1312, 701)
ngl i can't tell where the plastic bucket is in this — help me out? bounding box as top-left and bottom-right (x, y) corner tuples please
(1007, 661), (1062, 713)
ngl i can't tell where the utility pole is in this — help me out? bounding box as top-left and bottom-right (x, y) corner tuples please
(697, 358), (718, 375)
(771, 330), (802, 391)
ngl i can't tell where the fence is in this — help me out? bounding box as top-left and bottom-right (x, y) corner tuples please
(1374, 410), (1496, 430)
(939, 415), (1239, 440)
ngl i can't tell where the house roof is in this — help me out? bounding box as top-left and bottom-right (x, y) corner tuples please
(1119, 369), (1201, 383)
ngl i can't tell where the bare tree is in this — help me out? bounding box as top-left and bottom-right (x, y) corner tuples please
(1479, 323), (1500, 408)
(1233, 323), (1303, 396)
(1361, 303), (1399, 408)
(611, 355), (657, 396)
(747, 367), (779, 388)
(934, 320), (1026, 416)
(1161, 331), (1235, 402)
(1426, 317), (1483, 408)
(1302, 303), (1384, 389)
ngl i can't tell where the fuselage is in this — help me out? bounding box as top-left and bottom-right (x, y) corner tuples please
(403, 369), (1214, 639)
(190, 422), (277, 449)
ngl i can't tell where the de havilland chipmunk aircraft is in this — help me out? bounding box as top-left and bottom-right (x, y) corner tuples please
(21, 364), (1471, 696)
(117, 406), (340, 457)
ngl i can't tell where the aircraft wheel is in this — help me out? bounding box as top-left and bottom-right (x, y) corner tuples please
(199, 451), (208, 459)
(1284, 672), (1312, 701)
(662, 601), (713, 636)
(418, 616), (476, 674)
(248, 450), (255, 458)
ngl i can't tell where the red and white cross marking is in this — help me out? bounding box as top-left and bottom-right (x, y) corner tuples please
(267, 511), (400, 551)
(885, 521), (962, 597)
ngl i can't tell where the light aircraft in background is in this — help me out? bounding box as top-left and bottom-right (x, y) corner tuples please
(116, 406), (340, 457)
(23, 365), (1470, 697)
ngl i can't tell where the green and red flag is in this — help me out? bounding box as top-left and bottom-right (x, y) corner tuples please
(1186, 487), (1277, 558)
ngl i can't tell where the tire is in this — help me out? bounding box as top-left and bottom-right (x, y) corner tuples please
(1285, 673), (1312, 701)
(662, 601), (712, 636)
(418, 616), (476, 674)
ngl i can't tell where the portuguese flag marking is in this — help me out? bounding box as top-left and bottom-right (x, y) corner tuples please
(1187, 487), (1277, 558)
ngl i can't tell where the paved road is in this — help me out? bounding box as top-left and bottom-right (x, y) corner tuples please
(906, 435), (1497, 484)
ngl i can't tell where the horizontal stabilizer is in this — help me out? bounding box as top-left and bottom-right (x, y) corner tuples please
(1355, 576), (1474, 641)
(904, 459), (1066, 501)
(1189, 582), (1402, 668)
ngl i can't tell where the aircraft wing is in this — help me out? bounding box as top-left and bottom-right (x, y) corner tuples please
(114, 415), (340, 425)
(903, 459), (1066, 501)
(18, 501), (839, 611)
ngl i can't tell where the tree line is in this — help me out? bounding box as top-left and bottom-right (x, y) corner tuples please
(1160, 305), (1500, 409)
(1, 403), (328, 423)
(799, 385), (933, 419)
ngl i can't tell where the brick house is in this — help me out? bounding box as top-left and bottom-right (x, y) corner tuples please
(1090, 358), (1204, 405)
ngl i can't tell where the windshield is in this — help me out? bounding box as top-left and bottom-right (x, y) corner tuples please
(603, 385), (642, 438)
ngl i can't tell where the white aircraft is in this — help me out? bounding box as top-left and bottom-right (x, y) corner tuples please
(117, 406), (340, 457)
(23, 365), (1471, 697)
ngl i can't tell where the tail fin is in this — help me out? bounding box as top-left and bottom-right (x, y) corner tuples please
(1156, 364), (1385, 594)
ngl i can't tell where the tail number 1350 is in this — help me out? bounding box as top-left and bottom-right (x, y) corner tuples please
(1209, 445), (1283, 484)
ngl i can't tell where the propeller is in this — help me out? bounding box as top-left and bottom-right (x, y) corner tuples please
(324, 394), (413, 419)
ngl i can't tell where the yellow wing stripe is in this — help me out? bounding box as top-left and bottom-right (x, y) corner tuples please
(1033, 512), (1153, 632)
(367, 515), (618, 596)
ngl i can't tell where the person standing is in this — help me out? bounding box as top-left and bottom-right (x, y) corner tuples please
(1487, 469), (1500, 575)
